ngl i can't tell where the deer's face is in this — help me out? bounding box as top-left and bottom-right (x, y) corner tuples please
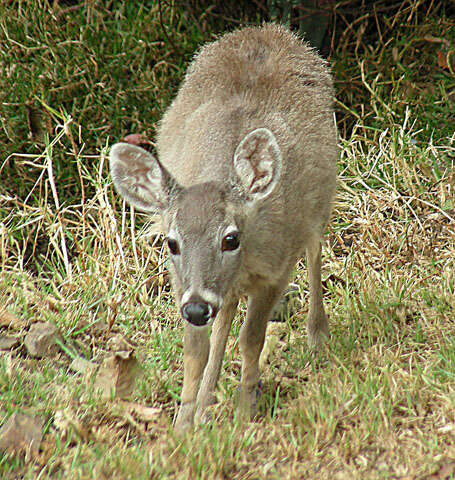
(162, 183), (244, 327)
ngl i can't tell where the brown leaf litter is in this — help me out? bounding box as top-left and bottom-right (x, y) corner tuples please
(0, 412), (44, 458)
(24, 321), (60, 357)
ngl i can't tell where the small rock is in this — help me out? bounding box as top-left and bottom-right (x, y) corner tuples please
(0, 412), (44, 456)
(24, 322), (58, 357)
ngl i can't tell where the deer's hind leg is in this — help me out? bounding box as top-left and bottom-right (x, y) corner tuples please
(306, 237), (329, 348)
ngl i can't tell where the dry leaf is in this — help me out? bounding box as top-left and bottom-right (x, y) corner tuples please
(25, 105), (51, 142)
(53, 409), (89, 441)
(69, 356), (96, 375)
(106, 333), (135, 352)
(45, 296), (60, 313)
(93, 350), (141, 399)
(0, 307), (26, 329)
(392, 46), (399, 62)
(0, 335), (20, 350)
(4, 353), (14, 379)
(423, 35), (450, 47)
(427, 461), (455, 480)
(123, 133), (149, 146)
(438, 424), (455, 433)
(437, 50), (449, 70)
(0, 412), (44, 457)
(122, 134), (154, 154)
(24, 322), (59, 357)
(119, 401), (161, 422)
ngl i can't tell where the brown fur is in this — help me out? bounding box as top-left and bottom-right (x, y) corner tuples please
(109, 24), (338, 431)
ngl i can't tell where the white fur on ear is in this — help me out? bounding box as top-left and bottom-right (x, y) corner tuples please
(110, 143), (173, 212)
(233, 128), (282, 201)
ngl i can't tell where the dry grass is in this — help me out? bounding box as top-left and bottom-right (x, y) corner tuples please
(1, 1), (454, 479)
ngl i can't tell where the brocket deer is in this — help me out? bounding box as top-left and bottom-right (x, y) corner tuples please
(109, 24), (337, 431)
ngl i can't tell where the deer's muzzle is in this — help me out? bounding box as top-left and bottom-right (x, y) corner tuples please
(180, 297), (218, 327)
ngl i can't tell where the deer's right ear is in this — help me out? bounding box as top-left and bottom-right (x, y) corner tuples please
(233, 128), (282, 203)
(109, 143), (181, 212)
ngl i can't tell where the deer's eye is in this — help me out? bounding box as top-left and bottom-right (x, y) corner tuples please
(167, 238), (180, 255)
(221, 232), (240, 252)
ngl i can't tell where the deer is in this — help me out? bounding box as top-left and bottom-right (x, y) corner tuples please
(109, 24), (337, 432)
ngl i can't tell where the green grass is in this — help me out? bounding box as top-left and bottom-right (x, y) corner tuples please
(1, 1), (454, 479)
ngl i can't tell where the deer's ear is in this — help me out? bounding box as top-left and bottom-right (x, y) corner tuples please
(109, 143), (181, 212)
(233, 128), (282, 202)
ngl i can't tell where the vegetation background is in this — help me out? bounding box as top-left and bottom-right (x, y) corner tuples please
(0, 0), (454, 478)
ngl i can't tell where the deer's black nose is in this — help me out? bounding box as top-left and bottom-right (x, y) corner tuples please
(181, 301), (211, 326)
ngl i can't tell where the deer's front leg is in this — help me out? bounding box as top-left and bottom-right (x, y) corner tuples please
(306, 237), (329, 349)
(194, 298), (238, 424)
(174, 323), (209, 432)
(239, 284), (283, 419)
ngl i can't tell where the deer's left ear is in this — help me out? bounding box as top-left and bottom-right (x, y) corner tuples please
(233, 128), (282, 202)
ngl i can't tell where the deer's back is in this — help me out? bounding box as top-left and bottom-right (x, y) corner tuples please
(157, 24), (337, 256)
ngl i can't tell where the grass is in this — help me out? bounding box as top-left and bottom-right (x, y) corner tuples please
(1, 1), (454, 479)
